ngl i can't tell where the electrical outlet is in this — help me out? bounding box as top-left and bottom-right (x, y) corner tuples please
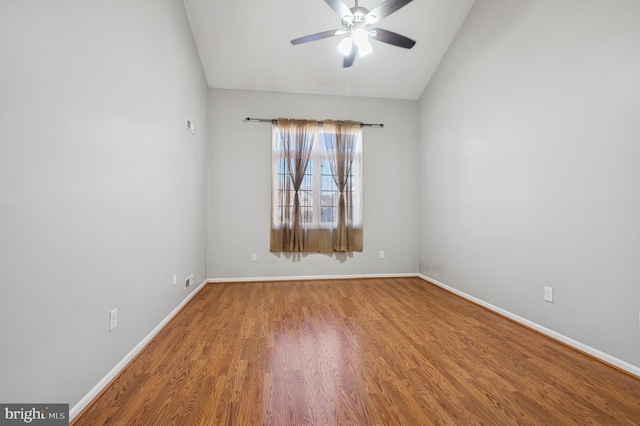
(379, 251), (385, 259)
(172, 273), (177, 286)
(110, 308), (118, 331)
(251, 253), (257, 262)
(544, 286), (554, 303)
(185, 274), (194, 290)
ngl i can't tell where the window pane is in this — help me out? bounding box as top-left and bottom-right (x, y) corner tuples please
(321, 174), (335, 190)
(321, 206), (333, 222)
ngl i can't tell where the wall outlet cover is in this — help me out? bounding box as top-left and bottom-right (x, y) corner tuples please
(109, 308), (118, 331)
(186, 118), (195, 134)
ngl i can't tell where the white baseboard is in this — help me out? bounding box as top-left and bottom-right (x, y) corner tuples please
(418, 274), (640, 378)
(69, 279), (209, 421)
(207, 272), (418, 283)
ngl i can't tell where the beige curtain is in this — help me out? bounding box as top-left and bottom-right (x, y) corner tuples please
(322, 120), (363, 252)
(270, 119), (317, 252)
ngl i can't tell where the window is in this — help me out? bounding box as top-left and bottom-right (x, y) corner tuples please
(273, 132), (362, 227)
(270, 119), (363, 253)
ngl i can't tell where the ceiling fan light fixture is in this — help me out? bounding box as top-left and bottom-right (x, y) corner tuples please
(357, 38), (373, 57)
(352, 28), (368, 45)
(337, 36), (353, 56)
(352, 29), (372, 57)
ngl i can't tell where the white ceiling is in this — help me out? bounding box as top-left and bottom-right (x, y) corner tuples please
(182, 0), (475, 100)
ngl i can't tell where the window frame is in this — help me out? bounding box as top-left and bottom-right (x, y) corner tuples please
(271, 125), (363, 230)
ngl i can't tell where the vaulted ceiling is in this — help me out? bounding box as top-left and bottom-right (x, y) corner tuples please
(183, 0), (475, 100)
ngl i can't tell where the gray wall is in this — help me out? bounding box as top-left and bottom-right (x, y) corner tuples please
(0, 0), (208, 407)
(419, 0), (640, 368)
(207, 89), (419, 279)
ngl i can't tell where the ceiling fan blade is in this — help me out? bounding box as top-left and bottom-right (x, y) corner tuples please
(366, 0), (413, 24)
(325, 0), (353, 20)
(343, 46), (357, 68)
(291, 29), (341, 45)
(371, 28), (416, 49)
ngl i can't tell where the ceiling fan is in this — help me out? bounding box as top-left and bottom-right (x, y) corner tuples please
(291, 0), (416, 68)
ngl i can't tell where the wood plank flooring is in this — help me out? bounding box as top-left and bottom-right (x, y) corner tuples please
(72, 277), (640, 425)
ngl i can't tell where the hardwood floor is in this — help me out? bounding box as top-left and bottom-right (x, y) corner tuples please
(73, 277), (640, 425)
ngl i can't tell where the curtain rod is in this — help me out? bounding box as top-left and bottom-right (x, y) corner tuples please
(244, 117), (384, 128)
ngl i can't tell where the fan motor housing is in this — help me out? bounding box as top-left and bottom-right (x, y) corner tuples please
(350, 6), (370, 23)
